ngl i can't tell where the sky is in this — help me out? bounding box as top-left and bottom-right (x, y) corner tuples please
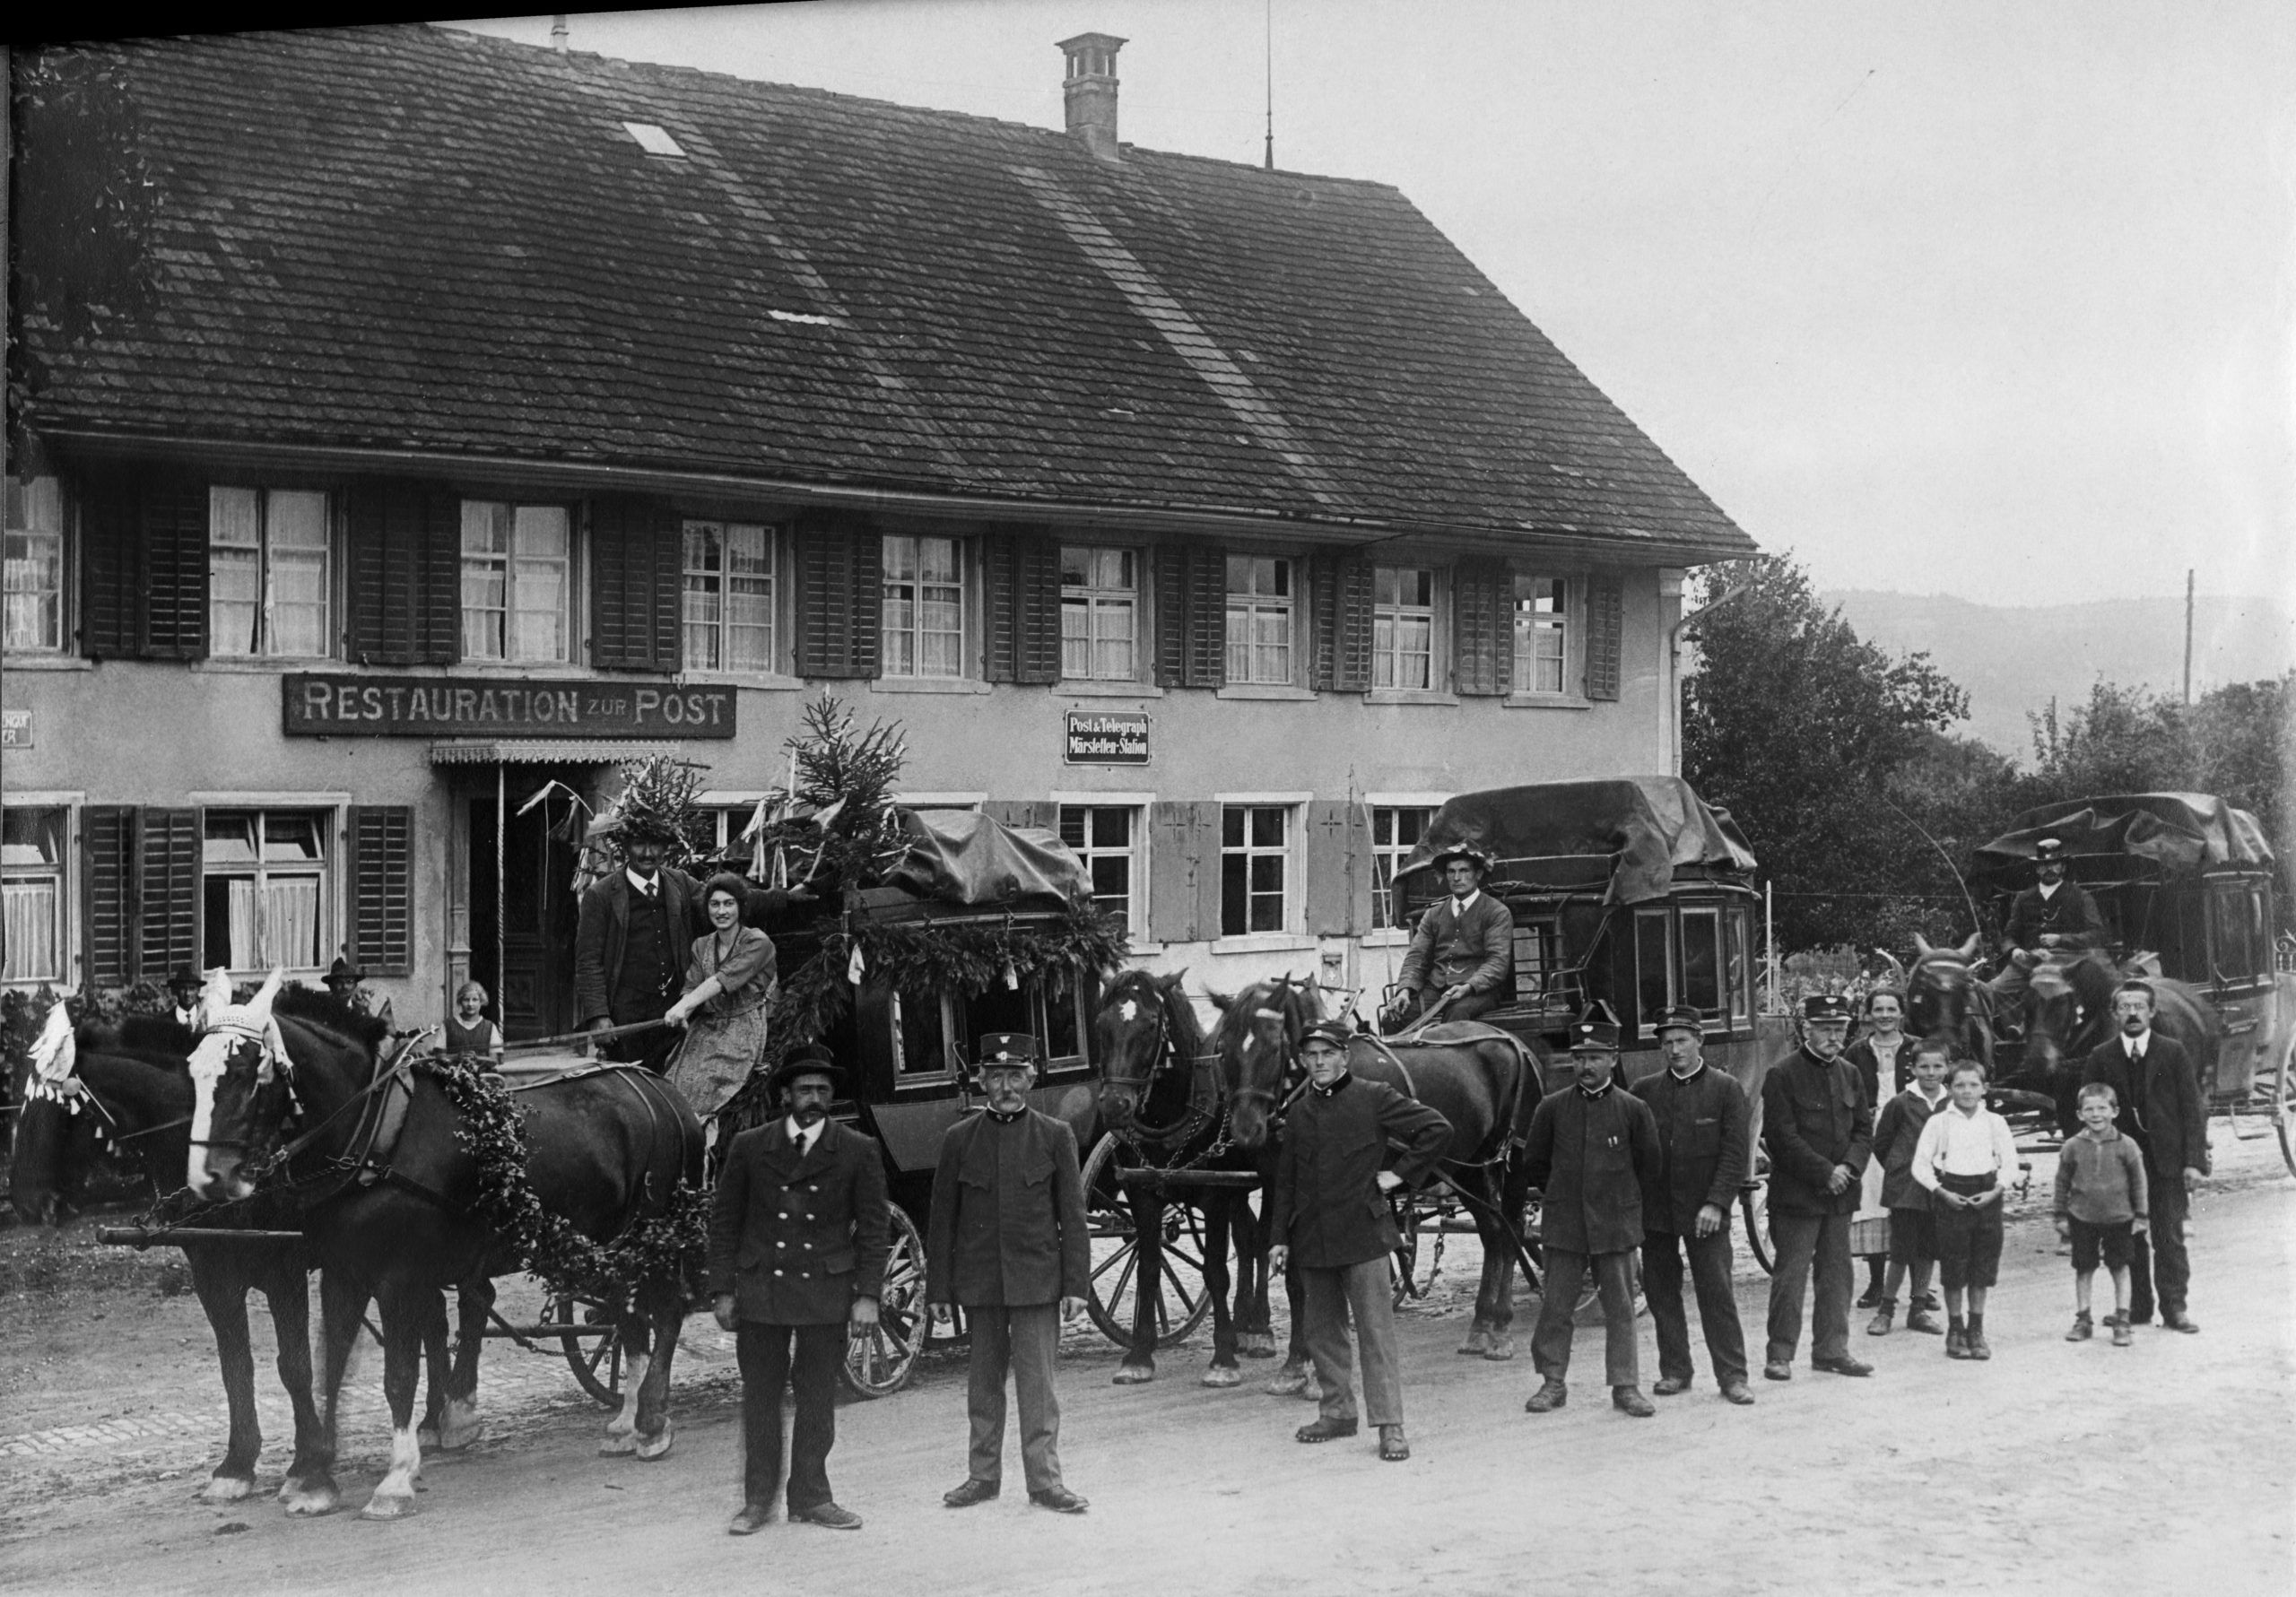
(447, 1), (2292, 609)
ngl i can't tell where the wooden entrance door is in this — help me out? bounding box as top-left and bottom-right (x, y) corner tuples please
(468, 767), (585, 1041)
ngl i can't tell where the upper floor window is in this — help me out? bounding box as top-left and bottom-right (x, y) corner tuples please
(1513, 575), (1569, 695)
(203, 809), (331, 973)
(210, 487), (331, 658)
(1370, 804), (1437, 927)
(1224, 555), (1293, 684)
(683, 519), (777, 673)
(4, 477), (65, 655)
(1373, 567), (1436, 690)
(462, 502), (571, 664)
(883, 534), (964, 678)
(2, 806), (67, 985)
(1060, 546), (1138, 681)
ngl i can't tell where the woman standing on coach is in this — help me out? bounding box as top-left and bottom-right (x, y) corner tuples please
(662, 872), (778, 1122)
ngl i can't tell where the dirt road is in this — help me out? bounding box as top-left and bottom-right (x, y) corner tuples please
(4, 1136), (2292, 1597)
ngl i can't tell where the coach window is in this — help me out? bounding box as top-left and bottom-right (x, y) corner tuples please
(891, 989), (952, 1081)
(1224, 556), (1294, 685)
(1060, 546), (1139, 681)
(1680, 906), (1724, 1020)
(461, 501), (572, 664)
(210, 487), (331, 658)
(1, 806), (68, 985)
(1511, 916), (1561, 1009)
(682, 519), (779, 674)
(203, 809), (332, 975)
(1727, 907), (1754, 1025)
(3, 477), (65, 655)
(1635, 909), (1674, 1029)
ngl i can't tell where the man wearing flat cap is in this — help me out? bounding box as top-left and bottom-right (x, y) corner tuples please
(1268, 1018), (1451, 1462)
(2000, 837), (2106, 963)
(1389, 843), (1514, 1030)
(1760, 994), (1875, 1380)
(709, 1044), (889, 1534)
(1637, 1005), (1754, 1405)
(1521, 1009), (1662, 1419)
(927, 1034), (1091, 1514)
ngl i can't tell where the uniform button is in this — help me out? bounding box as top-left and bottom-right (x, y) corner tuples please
(773, 1269), (784, 1277)
(778, 1212), (789, 1219)
(777, 1240), (787, 1248)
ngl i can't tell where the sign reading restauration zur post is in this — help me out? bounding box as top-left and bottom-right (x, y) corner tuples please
(283, 674), (737, 738)
(1064, 709), (1149, 764)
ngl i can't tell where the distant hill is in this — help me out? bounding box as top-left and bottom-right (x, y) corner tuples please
(1822, 590), (2295, 761)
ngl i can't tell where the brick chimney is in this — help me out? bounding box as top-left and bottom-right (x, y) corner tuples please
(1057, 33), (1126, 161)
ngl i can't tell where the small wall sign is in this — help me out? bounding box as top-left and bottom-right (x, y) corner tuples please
(0, 708), (30, 750)
(1064, 709), (1149, 764)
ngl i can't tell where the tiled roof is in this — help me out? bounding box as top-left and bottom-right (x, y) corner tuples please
(15, 24), (1756, 559)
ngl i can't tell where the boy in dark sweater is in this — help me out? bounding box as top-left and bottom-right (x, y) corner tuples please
(2055, 1081), (2150, 1347)
(1867, 1040), (1950, 1337)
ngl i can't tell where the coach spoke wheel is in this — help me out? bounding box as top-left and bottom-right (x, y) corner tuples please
(549, 1292), (624, 1408)
(1082, 1133), (1215, 1350)
(1389, 1193), (1443, 1307)
(2274, 1029), (2296, 1181)
(842, 1206), (926, 1399)
(1739, 1183), (1776, 1275)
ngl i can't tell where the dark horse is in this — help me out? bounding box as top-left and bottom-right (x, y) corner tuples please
(1216, 976), (1543, 1363)
(184, 978), (701, 1519)
(7, 1002), (483, 1509)
(1092, 968), (1309, 1386)
(2024, 948), (2220, 1133)
(1889, 934), (1997, 1070)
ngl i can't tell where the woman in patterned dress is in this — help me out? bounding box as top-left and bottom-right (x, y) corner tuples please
(663, 872), (778, 1121)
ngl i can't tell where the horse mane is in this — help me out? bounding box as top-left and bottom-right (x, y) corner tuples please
(274, 985), (391, 1049)
(1152, 974), (1206, 1061)
(114, 1012), (198, 1056)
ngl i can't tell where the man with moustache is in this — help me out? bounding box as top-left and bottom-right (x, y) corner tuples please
(1761, 994), (1875, 1380)
(1637, 1005), (1755, 1405)
(1389, 844), (1514, 1029)
(2082, 980), (2207, 1332)
(709, 1043), (889, 1534)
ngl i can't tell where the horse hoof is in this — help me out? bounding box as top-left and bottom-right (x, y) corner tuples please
(279, 1479), (339, 1516)
(1263, 1370), (1309, 1397)
(1111, 1364), (1156, 1385)
(359, 1491), (419, 1522)
(431, 1408), (483, 1453)
(416, 1427), (439, 1452)
(597, 1434), (637, 1456)
(1200, 1366), (1242, 1388)
(634, 1420), (675, 1462)
(1457, 1326), (1492, 1357)
(1238, 1333), (1277, 1358)
(1483, 1335), (1516, 1362)
(198, 1474), (256, 1503)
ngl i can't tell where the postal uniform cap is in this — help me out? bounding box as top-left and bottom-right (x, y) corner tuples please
(1802, 994), (1856, 1021)
(1299, 1019), (1354, 1049)
(976, 1033), (1043, 1069)
(1654, 1004), (1705, 1035)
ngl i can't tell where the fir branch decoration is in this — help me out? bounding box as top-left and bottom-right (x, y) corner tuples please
(589, 752), (710, 869)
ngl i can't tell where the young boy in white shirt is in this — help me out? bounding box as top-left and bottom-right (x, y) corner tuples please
(1910, 1060), (2022, 1361)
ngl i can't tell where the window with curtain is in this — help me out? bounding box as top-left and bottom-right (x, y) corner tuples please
(1, 807), (66, 984)
(202, 809), (330, 972)
(682, 519), (777, 673)
(461, 501), (570, 663)
(882, 534), (965, 677)
(4, 477), (65, 655)
(1372, 567), (1435, 690)
(1224, 555), (1293, 684)
(209, 488), (331, 658)
(1059, 546), (1138, 680)
(1512, 575), (1570, 695)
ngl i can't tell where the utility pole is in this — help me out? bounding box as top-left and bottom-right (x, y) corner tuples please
(2183, 568), (2195, 706)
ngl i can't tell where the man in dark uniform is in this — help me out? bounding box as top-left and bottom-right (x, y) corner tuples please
(1389, 844), (1514, 1030)
(1761, 994), (1875, 1380)
(927, 1035), (1091, 1514)
(709, 1044), (889, 1534)
(2082, 980), (2207, 1332)
(1638, 1004), (1755, 1405)
(1266, 1019), (1451, 1462)
(2000, 836), (2107, 961)
(1521, 1011), (1662, 1418)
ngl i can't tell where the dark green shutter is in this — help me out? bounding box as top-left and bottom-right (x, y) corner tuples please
(1302, 800), (1367, 935)
(985, 529), (1062, 685)
(348, 806), (413, 976)
(1147, 801), (1215, 943)
(795, 509), (881, 679)
(1454, 560), (1512, 697)
(141, 481), (209, 661)
(138, 807), (200, 978)
(1312, 552), (1373, 693)
(589, 497), (681, 672)
(78, 477), (138, 660)
(346, 480), (460, 665)
(1584, 572), (1623, 701)
(1153, 542), (1226, 689)
(83, 805), (136, 987)
(75, 472), (205, 661)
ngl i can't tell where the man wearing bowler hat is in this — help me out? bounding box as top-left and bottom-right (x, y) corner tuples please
(1638, 1004), (1755, 1405)
(927, 1035), (1091, 1514)
(168, 968), (209, 1032)
(709, 1043), (889, 1534)
(1521, 1008), (1662, 1419)
(1390, 842), (1514, 1029)
(1761, 994), (1875, 1380)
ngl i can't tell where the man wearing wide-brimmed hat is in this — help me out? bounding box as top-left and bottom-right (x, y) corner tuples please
(1389, 842), (1513, 1029)
(322, 956), (370, 1014)
(1759, 994), (1875, 1381)
(709, 1043), (889, 1535)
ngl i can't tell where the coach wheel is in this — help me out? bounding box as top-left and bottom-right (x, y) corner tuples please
(842, 1205), (927, 1399)
(2274, 1023), (2296, 1181)
(549, 1293), (624, 1408)
(1388, 1191), (1447, 1307)
(1738, 1181), (1776, 1274)
(1082, 1133), (1215, 1350)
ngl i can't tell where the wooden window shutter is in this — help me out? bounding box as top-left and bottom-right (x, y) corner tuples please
(1147, 801), (1214, 943)
(346, 480), (460, 665)
(795, 509), (881, 679)
(1154, 542), (1227, 689)
(137, 806), (200, 979)
(1453, 559), (1512, 697)
(1584, 572), (1624, 701)
(83, 805), (136, 987)
(589, 497), (680, 672)
(78, 477), (139, 660)
(140, 479), (209, 661)
(1302, 799), (1367, 934)
(1311, 552), (1374, 693)
(348, 805), (414, 976)
(983, 530), (1060, 686)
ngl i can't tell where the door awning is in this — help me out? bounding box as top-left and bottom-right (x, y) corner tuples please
(429, 740), (677, 766)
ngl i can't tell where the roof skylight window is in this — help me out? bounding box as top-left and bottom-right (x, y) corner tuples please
(622, 122), (686, 157)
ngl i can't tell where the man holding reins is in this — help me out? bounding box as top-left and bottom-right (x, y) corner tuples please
(1387, 844), (1514, 1030)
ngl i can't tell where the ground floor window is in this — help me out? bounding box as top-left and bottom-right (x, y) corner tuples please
(203, 809), (332, 973)
(1370, 805), (1437, 928)
(1057, 804), (1141, 933)
(2, 806), (66, 984)
(1221, 803), (1294, 935)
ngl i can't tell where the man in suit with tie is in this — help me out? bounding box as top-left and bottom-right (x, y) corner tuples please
(2082, 980), (2207, 1332)
(709, 1044), (890, 1533)
(1389, 844), (1514, 1029)
(575, 827), (702, 1072)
